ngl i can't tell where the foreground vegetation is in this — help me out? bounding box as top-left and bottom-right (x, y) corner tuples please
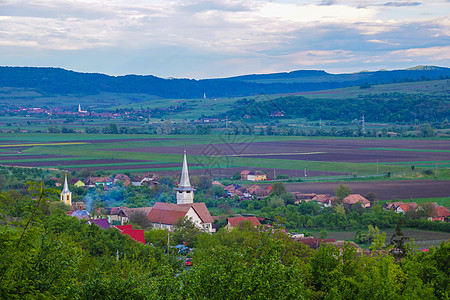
(0, 182), (449, 299)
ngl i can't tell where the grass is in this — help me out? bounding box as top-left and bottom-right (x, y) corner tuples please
(362, 147), (450, 153)
(377, 197), (450, 207)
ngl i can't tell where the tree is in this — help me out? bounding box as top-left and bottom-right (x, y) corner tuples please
(281, 192), (296, 206)
(268, 196), (284, 208)
(108, 123), (118, 134)
(334, 184), (353, 200)
(173, 217), (204, 248)
(420, 124), (435, 137)
(129, 211), (153, 229)
(319, 229), (328, 239)
(389, 222), (409, 261)
(271, 182), (287, 196)
(365, 192), (376, 202)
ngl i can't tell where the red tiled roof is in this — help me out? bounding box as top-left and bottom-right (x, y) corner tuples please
(313, 194), (334, 203)
(227, 216), (261, 227)
(435, 206), (450, 218)
(121, 229), (146, 244)
(110, 207), (125, 215)
(397, 204), (413, 212)
(115, 225), (133, 231)
(240, 170), (251, 175)
(343, 194), (370, 205)
(147, 202), (213, 225)
(212, 181), (225, 187)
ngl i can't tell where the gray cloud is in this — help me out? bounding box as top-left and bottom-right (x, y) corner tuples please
(383, 1), (421, 6)
(0, 0), (448, 78)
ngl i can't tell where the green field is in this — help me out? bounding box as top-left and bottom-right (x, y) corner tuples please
(0, 133), (448, 181)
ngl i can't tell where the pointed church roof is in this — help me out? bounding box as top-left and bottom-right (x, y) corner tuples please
(179, 150), (191, 188)
(62, 174), (71, 194)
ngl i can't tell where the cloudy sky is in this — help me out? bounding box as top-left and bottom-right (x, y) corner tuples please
(1, 0), (449, 78)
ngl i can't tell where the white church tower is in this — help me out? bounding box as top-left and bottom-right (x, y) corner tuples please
(61, 174), (72, 205)
(174, 150), (195, 204)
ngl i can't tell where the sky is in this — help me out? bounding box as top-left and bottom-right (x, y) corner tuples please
(0, 0), (449, 79)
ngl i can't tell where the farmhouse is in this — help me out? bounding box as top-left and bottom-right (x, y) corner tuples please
(85, 176), (113, 188)
(147, 151), (215, 233)
(247, 185), (270, 198)
(430, 206), (450, 221)
(114, 174), (131, 187)
(293, 193), (317, 204)
(313, 194), (335, 207)
(343, 194), (370, 208)
(226, 216), (261, 230)
(240, 170), (267, 181)
(395, 203), (418, 214)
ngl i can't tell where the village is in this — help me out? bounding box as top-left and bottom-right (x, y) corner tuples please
(59, 152), (450, 251)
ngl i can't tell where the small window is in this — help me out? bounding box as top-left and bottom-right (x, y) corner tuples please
(186, 191), (191, 193)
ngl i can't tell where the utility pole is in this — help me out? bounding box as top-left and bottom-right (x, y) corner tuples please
(435, 160), (438, 178)
(377, 159), (379, 175)
(362, 114), (365, 135)
(167, 231), (170, 256)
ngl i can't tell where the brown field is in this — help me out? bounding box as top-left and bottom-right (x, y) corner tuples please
(108, 139), (450, 163)
(280, 180), (450, 201)
(0, 154), (72, 160)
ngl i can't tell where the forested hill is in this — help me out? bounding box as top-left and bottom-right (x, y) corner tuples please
(0, 65), (449, 100)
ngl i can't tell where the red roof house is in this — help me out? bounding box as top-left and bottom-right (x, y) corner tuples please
(343, 194), (371, 208)
(430, 206), (450, 221)
(226, 216), (261, 229)
(147, 202), (215, 233)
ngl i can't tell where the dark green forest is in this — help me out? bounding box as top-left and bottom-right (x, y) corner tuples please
(1, 66), (449, 99)
(221, 93), (450, 124)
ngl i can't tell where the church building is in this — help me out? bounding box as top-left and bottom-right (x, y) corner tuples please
(60, 174), (72, 205)
(147, 151), (215, 233)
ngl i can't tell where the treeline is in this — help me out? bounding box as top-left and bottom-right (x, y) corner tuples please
(2, 66), (450, 100)
(0, 183), (449, 299)
(222, 93), (450, 124)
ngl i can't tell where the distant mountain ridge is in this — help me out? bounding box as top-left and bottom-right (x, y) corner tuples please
(0, 66), (449, 101)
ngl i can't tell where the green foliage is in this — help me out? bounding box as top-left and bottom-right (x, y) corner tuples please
(334, 184), (353, 200)
(354, 225), (381, 244)
(270, 182), (287, 196)
(223, 92), (450, 124)
(173, 217), (205, 248)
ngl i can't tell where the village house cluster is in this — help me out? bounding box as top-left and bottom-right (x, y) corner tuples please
(58, 150), (449, 248)
(383, 201), (450, 221)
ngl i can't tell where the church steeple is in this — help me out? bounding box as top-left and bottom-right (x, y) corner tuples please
(61, 174), (72, 206)
(179, 150), (191, 188)
(174, 150), (195, 204)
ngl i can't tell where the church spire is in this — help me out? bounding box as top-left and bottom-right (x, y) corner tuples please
(62, 174), (70, 193)
(174, 150), (195, 204)
(179, 150), (191, 188)
(61, 174), (72, 205)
